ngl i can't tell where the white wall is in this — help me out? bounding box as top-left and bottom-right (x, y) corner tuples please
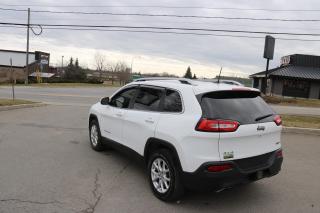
(0, 51), (35, 67)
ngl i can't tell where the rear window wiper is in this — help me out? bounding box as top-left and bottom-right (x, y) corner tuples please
(255, 113), (274, 121)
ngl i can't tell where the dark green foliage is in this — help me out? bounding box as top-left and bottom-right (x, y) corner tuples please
(184, 66), (192, 79)
(63, 57), (87, 82)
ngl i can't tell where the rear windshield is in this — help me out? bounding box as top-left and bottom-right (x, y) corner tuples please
(199, 91), (275, 124)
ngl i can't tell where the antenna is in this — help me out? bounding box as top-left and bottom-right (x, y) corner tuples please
(217, 67), (223, 83)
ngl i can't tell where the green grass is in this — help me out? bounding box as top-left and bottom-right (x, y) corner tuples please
(281, 115), (320, 129)
(0, 99), (36, 106)
(263, 96), (320, 108)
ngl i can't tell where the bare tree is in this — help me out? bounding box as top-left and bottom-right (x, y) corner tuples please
(94, 52), (106, 79)
(110, 61), (131, 85)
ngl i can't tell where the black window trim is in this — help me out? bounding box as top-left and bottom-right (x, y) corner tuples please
(109, 84), (185, 114)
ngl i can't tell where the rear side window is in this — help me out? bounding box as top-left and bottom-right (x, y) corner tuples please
(199, 91), (275, 124)
(163, 89), (182, 112)
(133, 87), (163, 111)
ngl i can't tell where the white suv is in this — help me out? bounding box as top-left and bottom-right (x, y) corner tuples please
(88, 78), (283, 201)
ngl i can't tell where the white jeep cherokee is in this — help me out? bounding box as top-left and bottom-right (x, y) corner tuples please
(88, 78), (283, 201)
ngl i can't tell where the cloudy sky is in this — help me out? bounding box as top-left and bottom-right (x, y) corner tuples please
(1, 0), (320, 78)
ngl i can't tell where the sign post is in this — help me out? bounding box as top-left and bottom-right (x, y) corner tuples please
(10, 58), (15, 101)
(263, 35), (275, 95)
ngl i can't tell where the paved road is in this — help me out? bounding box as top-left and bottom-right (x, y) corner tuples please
(0, 86), (118, 106)
(269, 105), (320, 116)
(0, 105), (319, 213)
(1, 86), (319, 115)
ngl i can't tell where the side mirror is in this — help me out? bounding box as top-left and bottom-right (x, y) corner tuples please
(100, 97), (110, 105)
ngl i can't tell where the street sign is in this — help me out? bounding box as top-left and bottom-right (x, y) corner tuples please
(40, 59), (48, 65)
(263, 35), (275, 60)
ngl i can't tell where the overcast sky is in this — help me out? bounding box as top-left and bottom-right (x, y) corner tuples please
(1, 0), (320, 78)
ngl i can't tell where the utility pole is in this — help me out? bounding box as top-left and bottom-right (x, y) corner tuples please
(25, 8), (30, 84)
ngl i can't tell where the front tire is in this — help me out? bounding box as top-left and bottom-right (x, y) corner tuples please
(89, 119), (105, 151)
(147, 149), (184, 201)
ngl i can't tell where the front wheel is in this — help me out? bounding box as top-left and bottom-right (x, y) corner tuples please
(89, 120), (105, 151)
(147, 149), (184, 201)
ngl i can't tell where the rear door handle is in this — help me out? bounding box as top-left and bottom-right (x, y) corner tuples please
(145, 118), (154, 124)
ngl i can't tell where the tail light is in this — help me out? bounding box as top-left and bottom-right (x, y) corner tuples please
(276, 149), (283, 158)
(274, 115), (282, 126)
(196, 119), (239, 132)
(207, 164), (233, 172)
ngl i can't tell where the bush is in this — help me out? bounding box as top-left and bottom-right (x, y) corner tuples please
(40, 77), (103, 84)
(86, 78), (104, 84)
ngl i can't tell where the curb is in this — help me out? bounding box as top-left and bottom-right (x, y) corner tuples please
(0, 103), (46, 112)
(283, 126), (320, 136)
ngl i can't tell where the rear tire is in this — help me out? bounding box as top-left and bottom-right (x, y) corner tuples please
(89, 119), (105, 151)
(147, 149), (184, 202)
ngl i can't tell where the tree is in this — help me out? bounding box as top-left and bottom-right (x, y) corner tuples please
(94, 52), (106, 79)
(184, 66), (192, 79)
(69, 57), (74, 67)
(192, 73), (197, 79)
(110, 61), (131, 85)
(64, 57), (87, 82)
(75, 58), (79, 68)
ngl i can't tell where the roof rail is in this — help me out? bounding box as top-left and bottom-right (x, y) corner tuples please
(134, 77), (193, 85)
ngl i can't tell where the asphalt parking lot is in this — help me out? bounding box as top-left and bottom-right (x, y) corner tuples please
(0, 104), (319, 213)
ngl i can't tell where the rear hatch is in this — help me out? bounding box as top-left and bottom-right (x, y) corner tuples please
(198, 90), (282, 161)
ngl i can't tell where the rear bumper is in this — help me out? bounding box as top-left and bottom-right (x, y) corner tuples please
(181, 150), (283, 191)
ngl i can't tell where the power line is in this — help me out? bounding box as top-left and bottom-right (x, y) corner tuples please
(41, 27), (320, 41)
(2, 7), (320, 22)
(3, 21), (320, 37)
(31, 24), (320, 36)
(2, 23), (320, 41)
(2, 22), (320, 37)
(1, 4), (320, 12)
(0, 7), (25, 11)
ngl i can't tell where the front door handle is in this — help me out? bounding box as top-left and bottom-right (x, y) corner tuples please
(115, 113), (123, 117)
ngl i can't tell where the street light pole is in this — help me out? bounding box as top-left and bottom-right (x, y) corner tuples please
(62, 56), (64, 68)
(25, 8), (30, 84)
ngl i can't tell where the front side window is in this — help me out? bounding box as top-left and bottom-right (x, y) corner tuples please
(109, 87), (138, 109)
(163, 89), (182, 112)
(133, 87), (163, 111)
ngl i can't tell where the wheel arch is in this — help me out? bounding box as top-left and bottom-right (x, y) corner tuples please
(144, 137), (183, 171)
(89, 114), (99, 127)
